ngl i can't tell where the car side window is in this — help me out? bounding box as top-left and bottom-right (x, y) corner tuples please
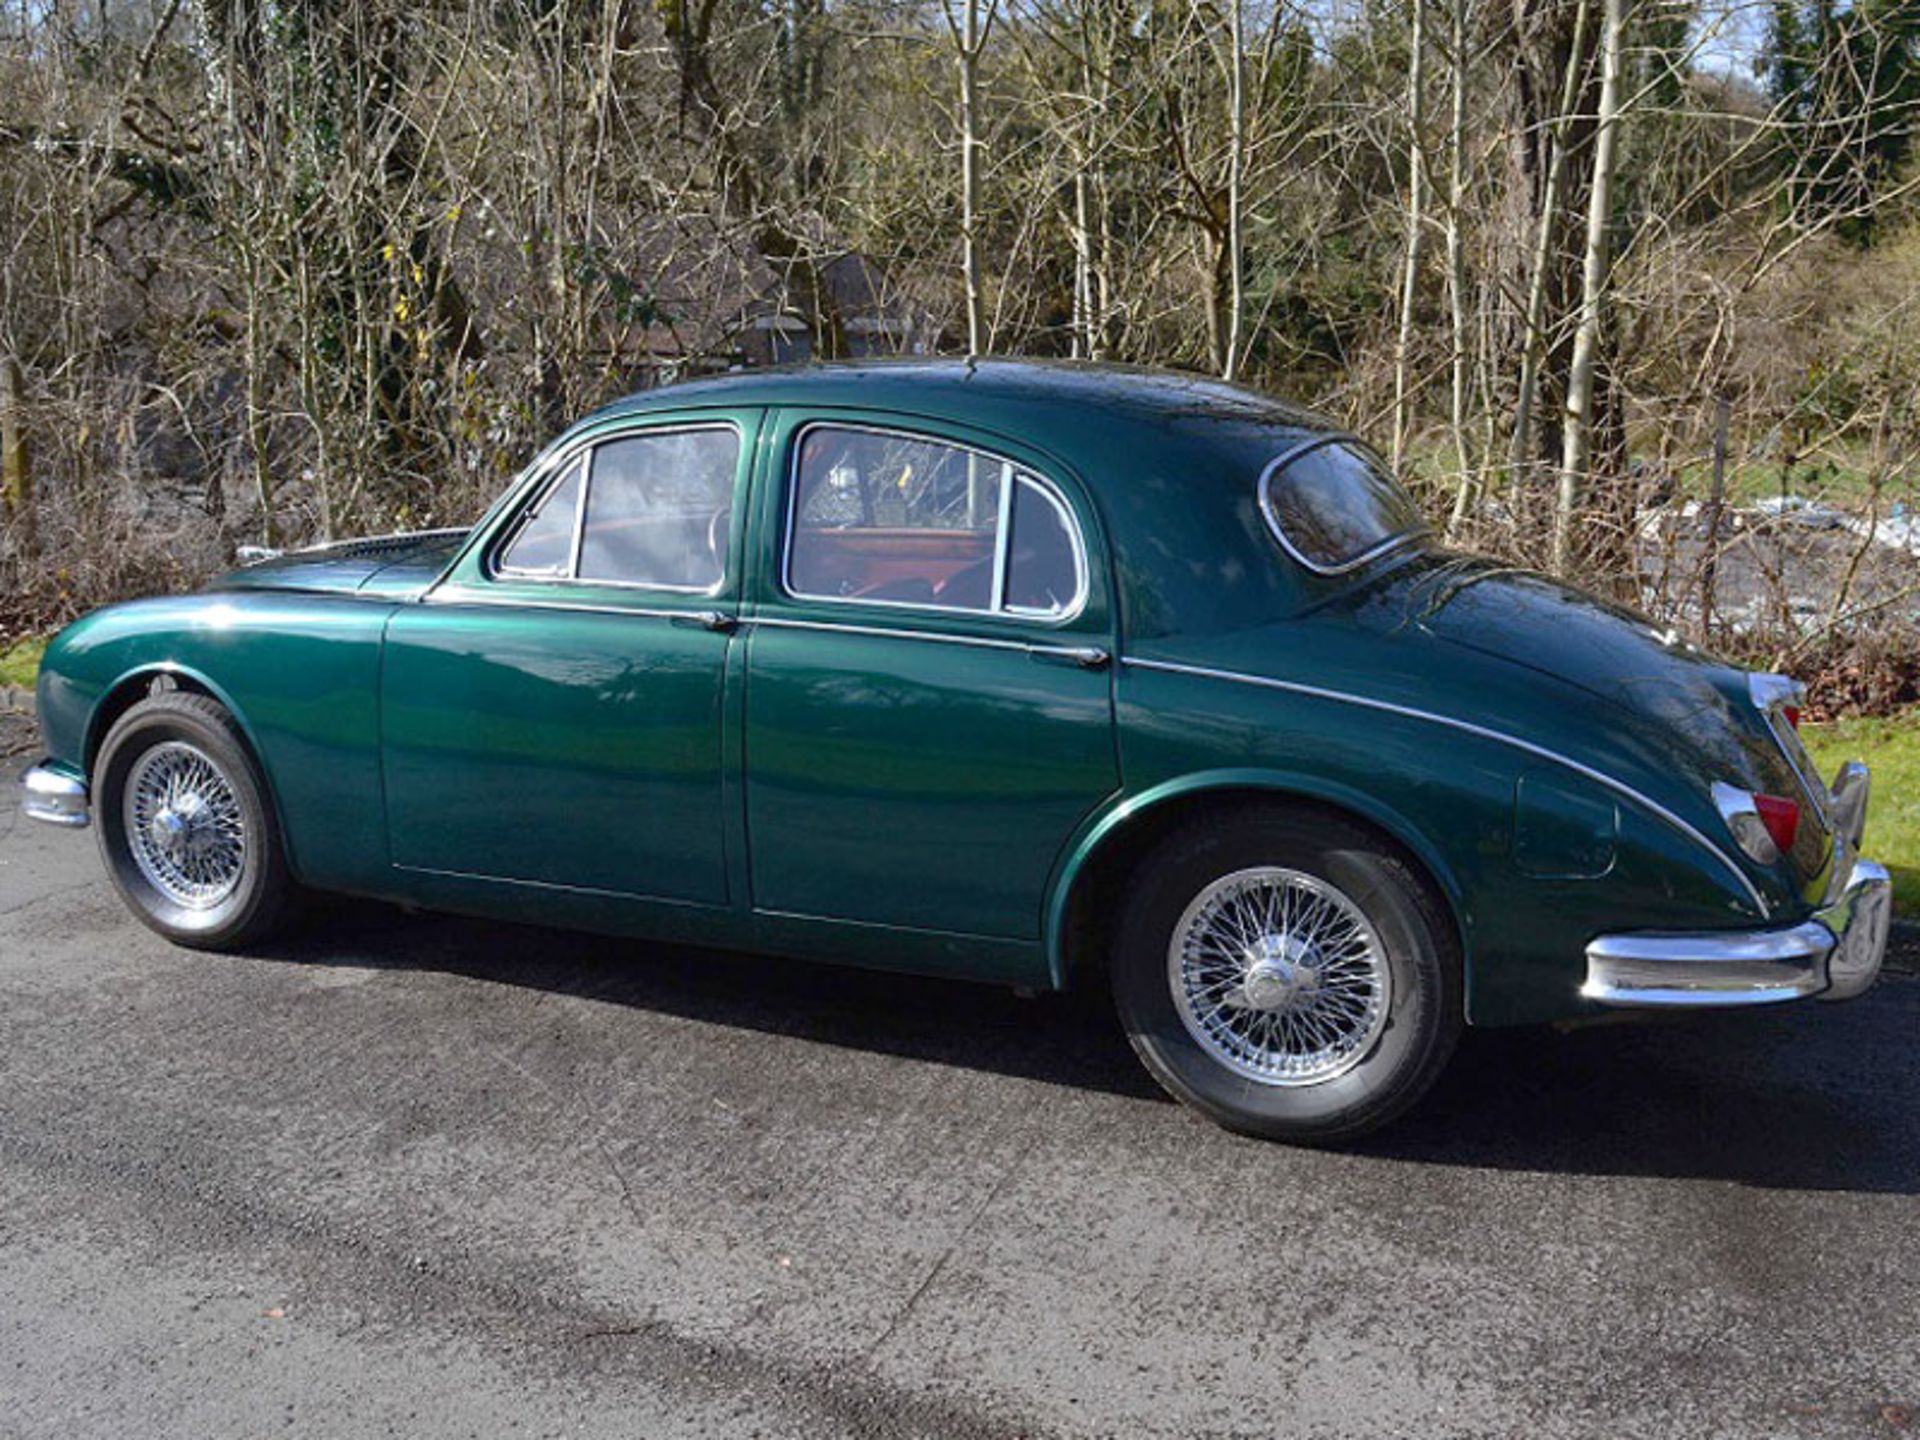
(578, 428), (738, 589)
(785, 425), (1084, 618)
(496, 456), (583, 578)
(492, 426), (739, 591)
(1004, 475), (1079, 617)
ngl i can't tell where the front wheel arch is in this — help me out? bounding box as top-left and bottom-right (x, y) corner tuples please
(84, 664), (297, 881)
(1045, 772), (1469, 996)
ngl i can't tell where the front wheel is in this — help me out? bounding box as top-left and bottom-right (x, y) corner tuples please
(94, 691), (293, 950)
(1112, 807), (1462, 1143)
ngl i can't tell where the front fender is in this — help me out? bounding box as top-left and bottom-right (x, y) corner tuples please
(34, 592), (394, 892)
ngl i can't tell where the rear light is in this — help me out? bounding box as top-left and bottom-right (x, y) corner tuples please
(1781, 705), (1802, 730)
(1752, 792), (1801, 855)
(1711, 782), (1800, 865)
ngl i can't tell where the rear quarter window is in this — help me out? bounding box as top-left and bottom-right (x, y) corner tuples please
(1259, 439), (1426, 573)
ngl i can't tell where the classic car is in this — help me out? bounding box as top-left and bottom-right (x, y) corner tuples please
(19, 360), (1892, 1141)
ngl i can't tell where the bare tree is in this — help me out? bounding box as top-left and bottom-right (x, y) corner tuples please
(944, 0), (1001, 354)
(1392, 0), (1429, 473)
(1556, 0), (1628, 569)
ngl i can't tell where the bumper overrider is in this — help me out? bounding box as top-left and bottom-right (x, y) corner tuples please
(1583, 760), (1892, 1008)
(21, 762), (90, 827)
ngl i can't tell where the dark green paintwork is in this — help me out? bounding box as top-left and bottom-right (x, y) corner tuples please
(32, 359), (1832, 1024)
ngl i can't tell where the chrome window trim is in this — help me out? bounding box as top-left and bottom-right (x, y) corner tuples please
(484, 420), (743, 598)
(1125, 655), (1770, 916)
(779, 420), (1090, 626)
(988, 460), (1015, 610)
(1256, 432), (1429, 577)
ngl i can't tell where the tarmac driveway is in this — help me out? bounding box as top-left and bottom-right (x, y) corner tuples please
(1, 747), (1916, 1439)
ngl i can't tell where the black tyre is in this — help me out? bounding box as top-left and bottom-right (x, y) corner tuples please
(94, 691), (293, 950)
(1112, 806), (1461, 1143)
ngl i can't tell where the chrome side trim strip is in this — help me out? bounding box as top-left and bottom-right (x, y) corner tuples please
(409, 600), (1082, 661)
(1126, 656), (1770, 915)
(394, 863), (719, 909)
(750, 614), (1041, 656)
(419, 592), (717, 624)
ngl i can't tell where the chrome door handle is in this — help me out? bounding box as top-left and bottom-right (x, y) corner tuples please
(1027, 644), (1110, 670)
(673, 610), (736, 633)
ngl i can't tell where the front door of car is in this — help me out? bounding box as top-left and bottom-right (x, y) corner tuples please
(379, 411), (757, 905)
(742, 413), (1120, 944)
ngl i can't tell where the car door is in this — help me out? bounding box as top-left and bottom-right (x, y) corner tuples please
(742, 411), (1120, 945)
(379, 411), (757, 905)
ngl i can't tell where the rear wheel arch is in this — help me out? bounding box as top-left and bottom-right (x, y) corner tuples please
(1046, 773), (1468, 993)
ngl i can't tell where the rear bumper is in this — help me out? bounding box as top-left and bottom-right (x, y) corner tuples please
(1582, 857), (1892, 1008)
(19, 762), (90, 828)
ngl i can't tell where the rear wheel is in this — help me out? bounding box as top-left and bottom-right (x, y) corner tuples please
(95, 691), (293, 950)
(1112, 807), (1461, 1142)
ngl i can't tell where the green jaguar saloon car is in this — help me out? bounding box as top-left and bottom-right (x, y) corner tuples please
(19, 360), (1893, 1141)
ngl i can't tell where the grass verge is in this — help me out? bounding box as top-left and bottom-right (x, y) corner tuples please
(1802, 710), (1920, 918)
(0, 635), (46, 693)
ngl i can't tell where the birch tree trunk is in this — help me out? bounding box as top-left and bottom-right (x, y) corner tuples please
(952, 0), (991, 356)
(1223, 0), (1245, 380)
(0, 354), (30, 555)
(1072, 166), (1094, 358)
(1392, 0), (1428, 473)
(1555, 0), (1625, 570)
(1444, 0), (1474, 531)
(1511, 0), (1592, 490)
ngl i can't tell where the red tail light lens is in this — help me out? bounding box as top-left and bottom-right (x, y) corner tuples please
(1752, 792), (1800, 855)
(1781, 705), (1802, 730)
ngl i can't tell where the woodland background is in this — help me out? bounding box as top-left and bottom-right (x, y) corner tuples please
(2, 0), (1918, 710)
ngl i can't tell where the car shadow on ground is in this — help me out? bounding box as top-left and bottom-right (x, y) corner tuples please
(262, 898), (1920, 1196)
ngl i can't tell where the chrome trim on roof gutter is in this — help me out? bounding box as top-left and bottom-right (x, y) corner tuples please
(1125, 656), (1770, 916)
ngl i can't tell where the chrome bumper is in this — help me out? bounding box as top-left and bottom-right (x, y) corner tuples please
(1582, 857), (1892, 1008)
(19, 762), (90, 828)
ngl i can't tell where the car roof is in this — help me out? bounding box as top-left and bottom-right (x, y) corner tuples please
(580, 358), (1341, 455)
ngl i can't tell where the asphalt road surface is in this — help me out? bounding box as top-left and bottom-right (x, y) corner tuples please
(2, 749), (1917, 1439)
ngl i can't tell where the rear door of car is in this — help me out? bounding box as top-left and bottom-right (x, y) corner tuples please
(740, 408), (1120, 950)
(379, 408), (758, 905)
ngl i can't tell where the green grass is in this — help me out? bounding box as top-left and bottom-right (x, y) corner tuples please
(1802, 710), (1920, 918)
(0, 635), (46, 691)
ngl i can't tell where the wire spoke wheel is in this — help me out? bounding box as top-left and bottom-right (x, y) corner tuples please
(122, 740), (249, 910)
(1168, 866), (1391, 1087)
